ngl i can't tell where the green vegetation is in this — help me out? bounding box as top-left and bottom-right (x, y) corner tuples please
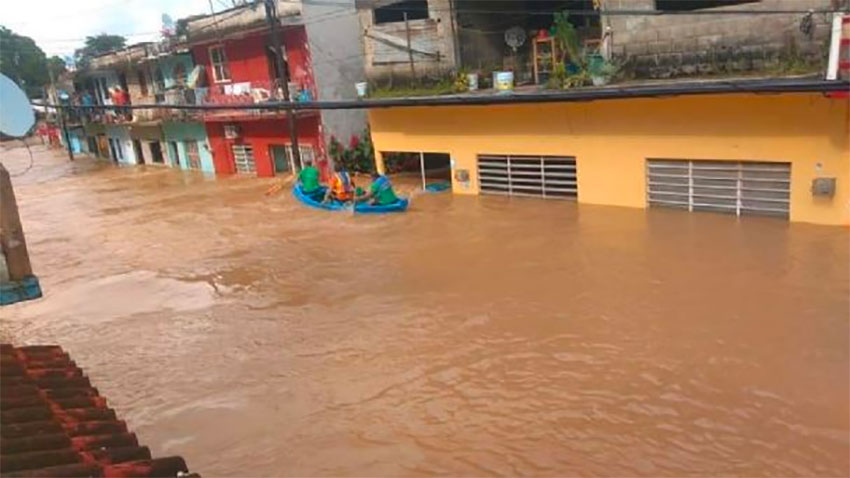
(368, 77), (457, 99)
(329, 130), (375, 173)
(0, 26), (50, 97)
(74, 34), (126, 69)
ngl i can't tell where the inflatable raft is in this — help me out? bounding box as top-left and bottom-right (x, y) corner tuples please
(293, 184), (409, 214)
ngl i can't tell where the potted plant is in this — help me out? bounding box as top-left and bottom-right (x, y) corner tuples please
(589, 60), (618, 86)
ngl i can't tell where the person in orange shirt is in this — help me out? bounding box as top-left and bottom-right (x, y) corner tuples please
(323, 162), (355, 203)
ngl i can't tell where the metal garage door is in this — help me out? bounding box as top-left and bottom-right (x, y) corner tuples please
(232, 145), (256, 175)
(647, 159), (791, 218)
(478, 155), (577, 199)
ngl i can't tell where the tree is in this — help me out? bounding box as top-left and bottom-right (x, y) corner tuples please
(47, 56), (66, 76)
(74, 34), (126, 69)
(0, 26), (49, 97)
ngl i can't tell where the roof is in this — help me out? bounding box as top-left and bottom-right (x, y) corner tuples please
(180, 0), (302, 45)
(0, 344), (197, 477)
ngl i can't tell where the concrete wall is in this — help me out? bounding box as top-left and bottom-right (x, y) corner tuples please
(603, 0), (835, 78)
(303, 0), (368, 153)
(162, 122), (216, 174)
(368, 93), (850, 225)
(358, 0), (458, 80)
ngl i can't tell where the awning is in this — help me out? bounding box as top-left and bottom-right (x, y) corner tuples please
(84, 122), (106, 135)
(355, 0), (406, 9)
(129, 124), (164, 140)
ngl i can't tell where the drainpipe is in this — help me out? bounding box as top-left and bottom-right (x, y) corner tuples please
(448, 0), (461, 69)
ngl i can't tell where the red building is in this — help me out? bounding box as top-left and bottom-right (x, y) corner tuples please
(182, 1), (367, 178)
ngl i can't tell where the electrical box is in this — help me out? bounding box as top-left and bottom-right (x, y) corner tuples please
(812, 177), (836, 197)
(455, 169), (470, 182)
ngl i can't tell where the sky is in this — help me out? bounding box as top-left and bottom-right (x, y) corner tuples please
(2, 0), (221, 58)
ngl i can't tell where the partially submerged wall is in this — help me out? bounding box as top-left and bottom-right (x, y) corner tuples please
(603, 0), (836, 78)
(368, 92), (850, 225)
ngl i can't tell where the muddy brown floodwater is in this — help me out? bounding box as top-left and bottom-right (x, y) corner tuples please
(1, 145), (848, 476)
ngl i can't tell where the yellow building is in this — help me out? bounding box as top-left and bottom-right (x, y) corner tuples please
(368, 80), (849, 226)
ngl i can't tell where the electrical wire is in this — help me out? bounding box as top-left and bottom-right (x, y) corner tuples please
(7, 140), (36, 178)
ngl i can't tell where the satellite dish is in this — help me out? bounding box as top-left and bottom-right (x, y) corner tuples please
(0, 74), (35, 138)
(505, 27), (527, 53)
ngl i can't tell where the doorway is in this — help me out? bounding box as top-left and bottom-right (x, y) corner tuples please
(87, 137), (98, 157)
(270, 145), (291, 174)
(168, 141), (181, 168)
(382, 151), (452, 191)
(185, 141), (201, 170)
(108, 139), (118, 163)
(150, 141), (165, 164)
(132, 140), (145, 164)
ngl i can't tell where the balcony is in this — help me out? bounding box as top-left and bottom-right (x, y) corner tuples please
(200, 79), (314, 120)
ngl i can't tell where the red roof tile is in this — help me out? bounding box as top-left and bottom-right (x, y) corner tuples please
(1, 344), (197, 477)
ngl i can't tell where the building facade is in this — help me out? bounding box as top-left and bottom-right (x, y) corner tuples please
(368, 82), (849, 225)
(178, 0), (367, 178)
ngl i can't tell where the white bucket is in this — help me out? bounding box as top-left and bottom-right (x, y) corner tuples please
(466, 73), (479, 91)
(492, 71), (514, 92)
(355, 82), (368, 98)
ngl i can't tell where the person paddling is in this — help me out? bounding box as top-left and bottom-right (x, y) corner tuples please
(356, 171), (399, 206)
(297, 157), (321, 196)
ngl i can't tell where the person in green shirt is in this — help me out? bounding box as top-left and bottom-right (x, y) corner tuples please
(356, 171), (399, 206)
(297, 158), (320, 194)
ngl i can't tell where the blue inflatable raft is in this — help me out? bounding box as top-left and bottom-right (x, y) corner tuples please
(293, 184), (409, 214)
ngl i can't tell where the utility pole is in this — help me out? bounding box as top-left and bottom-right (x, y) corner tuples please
(48, 66), (74, 162)
(404, 12), (416, 79)
(264, 0), (300, 170)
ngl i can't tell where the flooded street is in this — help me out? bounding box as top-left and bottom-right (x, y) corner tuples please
(2, 145), (848, 476)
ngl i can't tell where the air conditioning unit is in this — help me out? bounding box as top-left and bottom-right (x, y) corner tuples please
(224, 124), (240, 139)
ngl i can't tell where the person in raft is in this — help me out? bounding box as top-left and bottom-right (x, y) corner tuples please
(356, 171), (399, 206)
(297, 157), (321, 195)
(323, 162), (355, 203)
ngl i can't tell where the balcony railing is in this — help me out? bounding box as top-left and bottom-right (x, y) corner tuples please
(201, 79), (314, 119)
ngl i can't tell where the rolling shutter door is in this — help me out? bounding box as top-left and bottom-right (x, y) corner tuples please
(232, 145), (256, 175)
(478, 155), (577, 199)
(647, 159), (791, 218)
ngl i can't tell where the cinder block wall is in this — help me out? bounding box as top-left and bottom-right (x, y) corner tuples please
(603, 0), (836, 78)
(358, 0), (458, 82)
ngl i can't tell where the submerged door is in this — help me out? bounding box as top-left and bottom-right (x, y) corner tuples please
(270, 145), (290, 174)
(150, 141), (164, 164)
(185, 141), (201, 170)
(168, 141), (181, 168)
(132, 140), (145, 164)
(108, 139), (118, 163)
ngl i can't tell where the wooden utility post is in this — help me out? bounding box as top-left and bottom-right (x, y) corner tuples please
(48, 66), (74, 162)
(404, 12), (416, 79)
(0, 164), (33, 282)
(264, 0), (301, 170)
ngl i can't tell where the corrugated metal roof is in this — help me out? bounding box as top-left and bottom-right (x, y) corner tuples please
(0, 344), (197, 477)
